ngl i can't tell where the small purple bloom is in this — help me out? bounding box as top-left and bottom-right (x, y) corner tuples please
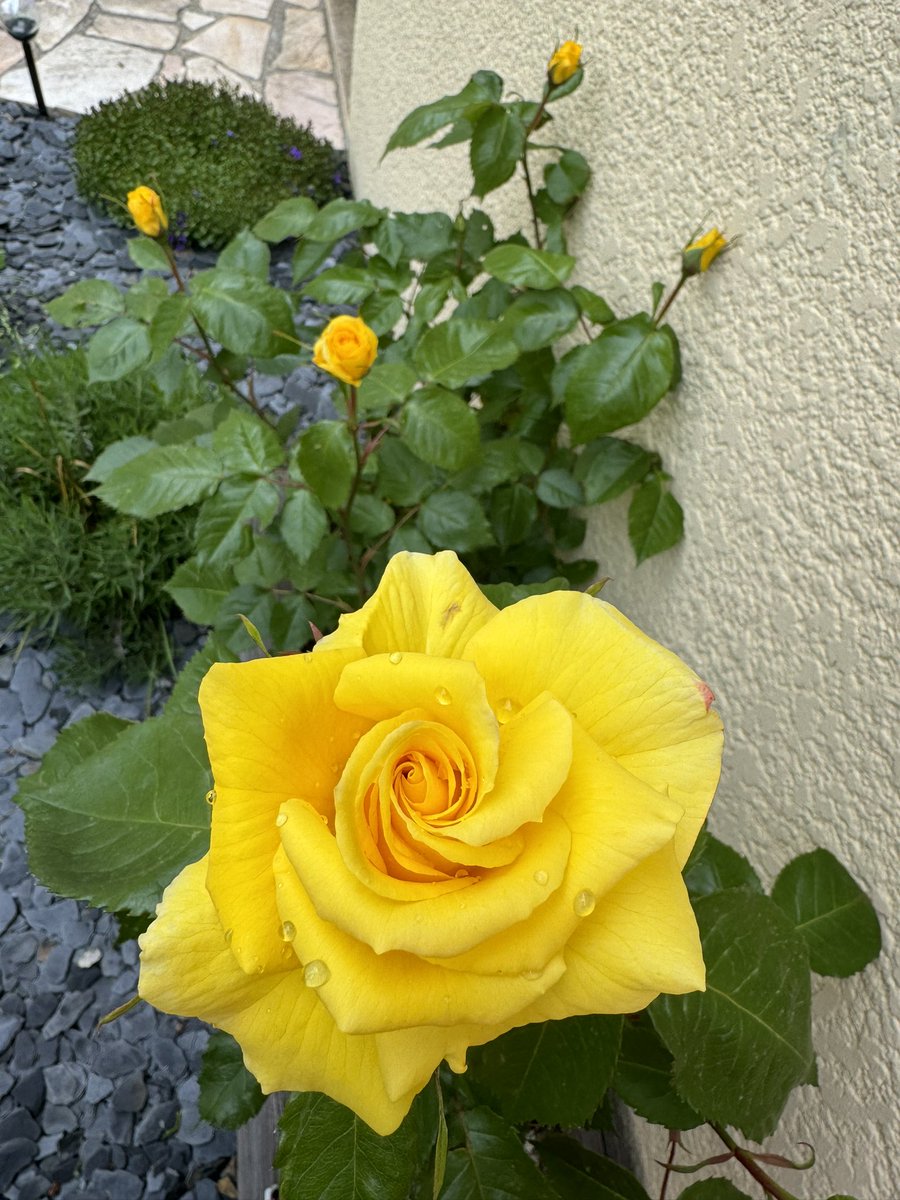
(226, 129), (236, 138)
(332, 171), (343, 186)
(289, 146), (303, 160)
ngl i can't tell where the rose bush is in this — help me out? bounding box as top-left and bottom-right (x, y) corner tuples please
(138, 551), (723, 1135)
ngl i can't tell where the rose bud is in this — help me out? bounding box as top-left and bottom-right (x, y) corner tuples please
(126, 186), (168, 239)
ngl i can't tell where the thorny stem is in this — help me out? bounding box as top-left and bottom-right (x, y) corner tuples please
(710, 1124), (803, 1200)
(653, 272), (687, 328)
(658, 1132), (678, 1200)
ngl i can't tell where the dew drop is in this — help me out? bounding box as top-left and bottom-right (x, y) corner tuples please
(573, 888), (596, 917)
(303, 959), (331, 988)
(435, 686), (452, 706)
(224, 928), (233, 945)
(205, 788), (217, 806)
(281, 921), (296, 943)
(275, 812), (288, 828)
(533, 869), (549, 886)
(521, 967), (544, 981)
(497, 697), (517, 724)
(389, 651), (403, 665)
(454, 868), (469, 879)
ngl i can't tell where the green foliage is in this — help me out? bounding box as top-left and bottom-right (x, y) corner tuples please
(73, 79), (342, 249)
(199, 1032), (265, 1130)
(0, 346), (206, 681)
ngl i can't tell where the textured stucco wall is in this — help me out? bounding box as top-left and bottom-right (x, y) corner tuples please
(349, 3), (899, 1195)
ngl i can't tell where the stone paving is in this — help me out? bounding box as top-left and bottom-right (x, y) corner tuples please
(0, 0), (344, 147)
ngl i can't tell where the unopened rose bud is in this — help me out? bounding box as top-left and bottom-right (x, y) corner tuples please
(547, 40), (583, 87)
(126, 186), (168, 239)
(682, 227), (727, 275)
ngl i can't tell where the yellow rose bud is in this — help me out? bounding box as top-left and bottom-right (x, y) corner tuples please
(312, 314), (378, 387)
(547, 40), (583, 87)
(126, 186), (168, 239)
(138, 551), (723, 1136)
(683, 227), (728, 275)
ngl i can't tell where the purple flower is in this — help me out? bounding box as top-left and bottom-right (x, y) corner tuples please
(226, 129), (236, 138)
(289, 146), (303, 160)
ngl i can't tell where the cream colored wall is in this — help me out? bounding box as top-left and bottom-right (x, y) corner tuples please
(349, 2), (899, 1195)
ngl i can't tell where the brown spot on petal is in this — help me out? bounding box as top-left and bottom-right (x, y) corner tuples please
(440, 602), (462, 627)
(697, 681), (715, 712)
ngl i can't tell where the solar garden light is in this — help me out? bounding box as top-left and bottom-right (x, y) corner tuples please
(1, 0), (48, 118)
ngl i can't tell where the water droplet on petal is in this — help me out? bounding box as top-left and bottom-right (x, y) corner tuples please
(521, 967), (544, 981)
(281, 921), (296, 943)
(497, 697), (517, 724)
(304, 959), (330, 988)
(454, 868), (468, 878)
(389, 652), (403, 665)
(205, 788), (216, 806)
(573, 888), (596, 917)
(435, 686), (452, 706)
(533, 870), (549, 886)
(275, 812), (288, 827)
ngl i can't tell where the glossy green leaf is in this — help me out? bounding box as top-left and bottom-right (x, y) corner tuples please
(303, 265), (377, 305)
(490, 483), (537, 547)
(419, 491), (492, 552)
(650, 891), (815, 1142)
(394, 211), (457, 260)
(280, 490), (329, 564)
(402, 388), (480, 471)
(213, 409), (283, 475)
(502, 287), (580, 349)
(95, 444), (222, 517)
(46, 278), (125, 328)
(543, 149), (591, 206)
(570, 286), (615, 326)
(297, 420), (357, 509)
(376, 437), (441, 506)
(628, 477), (684, 563)
(558, 315), (676, 443)
(470, 105), (527, 198)
(384, 70), (503, 155)
(292, 239), (335, 284)
(535, 467), (584, 508)
(348, 493), (395, 539)
(679, 1182), (754, 1200)
(191, 272), (294, 357)
(683, 833), (764, 900)
(218, 229), (271, 279)
(253, 196), (318, 242)
(86, 317), (152, 382)
(15, 708), (210, 914)
(165, 559), (236, 625)
(439, 1107), (556, 1200)
(127, 236), (170, 271)
(613, 1015), (702, 1130)
(536, 1135), (652, 1200)
(198, 1032), (264, 1130)
(149, 292), (191, 360)
(574, 437), (653, 504)
(305, 198), (384, 242)
(357, 362), (418, 415)
(359, 290), (405, 337)
(468, 1015), (622, 1127)
(771, 849), (882, 977)
(194, 477), (280, 564)
(86, 435), (156, 484)
(414, 319), (519, 388)
(483, 244), (575, 290)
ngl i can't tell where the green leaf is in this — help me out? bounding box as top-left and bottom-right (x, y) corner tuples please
(402, 388), (480, 471)
(384, 70), (503, 154)
(292, 239), (335, 284)
(124, 275), (169, 322)
(194, 477), (280, 564)
(281, 490), (329, 563)
(198, 1032), (264, 1130)
(127, 236), (171, 271)
(650, 891), (815, 1142)
(679, 1182), (754, 1200)
(543, 149), (591, 206)
(303, 265), (377, 306)
(479, 577), (569, 609)
(535, 467), (584, 508)
(628, 478), (684, 563)
(359, 291), (405, 337)
(305, 198), (384, 242)
(683, 833), (764, 900)
(212, 408), (283, 475)
(771, 848), (882, 977)
(46, 278), (125, 328)
(218, 229), (271, 280)
(297, 421), (357, 509)
(15, 709), (210, 914)
(490, 483), (537, 547)
(414, 319), (519, 388)
(536, 1135), (652, 1200)
(165, 559), (236, 625)
(253, 196), (318, 242)
(276, 1091), (425, 1200)
(149, 293), (191, 360)
(574, 438), (653, 504)
(357, 362), (418, 415)
(502, 287), (580, 350)
(394, 211), (456, 260)
(86, 435), (157, 483)
(439, 1107), (556, 1200)
(348, 493), (395, 539)
(470, 105), (527, 198)
(546, 66), (585, 101)
(571, 286), (615, 326)
(191, 272), (294, 357)
(558, 315), (676, 443)
(86, 317), (152, 382)
(419, 491), (492, 552)
(96, 443), (222, 517)
(483, 244), (575, 290)
(376, 437), (441, 506)
(613, 1015), (703, 1130)
(468, 1015), (622, 1126)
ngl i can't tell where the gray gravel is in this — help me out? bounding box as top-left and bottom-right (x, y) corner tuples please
(0, 94), (352, 1200)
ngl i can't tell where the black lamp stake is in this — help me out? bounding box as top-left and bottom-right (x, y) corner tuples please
(4, 14), (48, 117)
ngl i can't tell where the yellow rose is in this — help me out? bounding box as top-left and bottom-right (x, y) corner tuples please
(139, 552), (722, 1135)
(547, 40), (583, 86)
(683, 227), (728, 274)
(126, 186), (168, 239)
(312, 314), (378, 386)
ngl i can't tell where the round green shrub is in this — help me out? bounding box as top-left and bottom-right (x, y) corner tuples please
(73, 79), (343, 249)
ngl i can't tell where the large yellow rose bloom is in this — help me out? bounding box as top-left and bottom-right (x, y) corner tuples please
(547, 40), (583, 86)
(126, 186), (168, 239)
(139, 552), (722, 1135)
(313, 314), (378, 386)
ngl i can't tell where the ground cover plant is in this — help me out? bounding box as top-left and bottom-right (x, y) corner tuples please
(21, 41), (882, 1200)
(74, 79), (344, 249)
